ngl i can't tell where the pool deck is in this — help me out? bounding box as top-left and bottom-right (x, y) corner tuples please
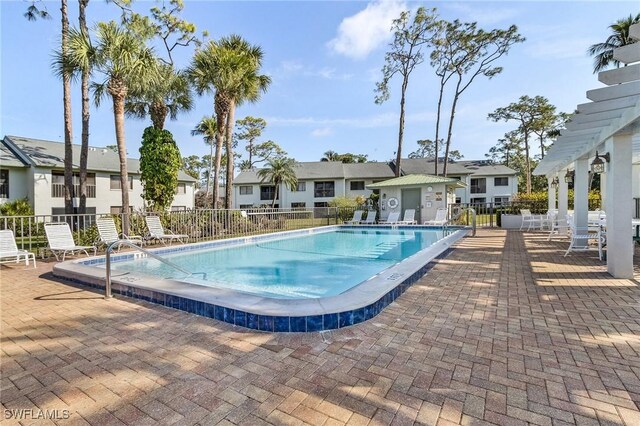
(1, 229), (639, 425)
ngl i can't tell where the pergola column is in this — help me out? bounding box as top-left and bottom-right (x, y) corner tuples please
(547, 176), (557, 212)
(605, 134), (634, 278)
(558, 171), (569, 235)
(574, 157), (590, 244)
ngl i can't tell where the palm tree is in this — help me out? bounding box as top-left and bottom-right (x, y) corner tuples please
(191, 116), (218, 204)
(321, 150), (339, 161)
(125, 63), (193, 130)
(78, 0), (90, 215)
(218, 36), (271, 210)
(588, 13), (640, 73)
(257, 158), (298, 207)
(188, 35), (270, 209)
(66, 21), (159, 233)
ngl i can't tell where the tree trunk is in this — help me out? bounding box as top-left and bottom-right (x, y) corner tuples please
(225, 100), (236, 209)
(78, 0), (90, 215)
(396, 77), (409, 177)
(434, 75), (446, 176)
(150, 100), (168, 130)
(524, 133), (531, 194)
(443, 76), (463, 177)
(272, 182), (278, 208)
(248, 140), (253, 168)
(110, 86), (130, 234)
(211, 108), (227, 209)
(205, 138), (213, 197)
(539, 134), (545, 159)
(61, 0), (74, 215)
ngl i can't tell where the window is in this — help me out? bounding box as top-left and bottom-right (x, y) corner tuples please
(239, 204), (254, 209)
(470, 178), (486, 194)
(110, 175), (133, 190)
(171, 205), (186, 211)
(314, 181), (335, 198)
(494, 177), (508, 186)
(110, 206), (123, 214)
(0, 169), (8, 198)
(494, 196), (510, 205)
(52, 171), (96, 197)
(291, 202), (306, 208)
(470, 198), (486, 205)
(314, 202), (328, 208)
(455, 197), (461, 204)
(175, 183), (186, 195)
(350, 181), (365, 191)
(294, 182), (306, 192)
(260, 185), (277, 201)
(239, 186), (253, 195)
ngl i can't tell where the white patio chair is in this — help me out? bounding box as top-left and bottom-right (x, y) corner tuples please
(547, 214), (568, 241)
(96, 217), (143, 250)
(345, 210), (364, 224)
(520, 209), (542, 231)
(361, 210), (377, 225)
(0, 229), (36, 268)
(424, 208), (448, 226)
(145, 215), (188, 245)
(398, 209), (417, 225)
(564, 218), (601, 258)
(381, 211), (400, 224)
(44, 223), (97, 261)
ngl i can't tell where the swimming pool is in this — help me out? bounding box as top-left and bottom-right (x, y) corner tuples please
(54, 225), (468, 332)
(111, 228), (447, 299)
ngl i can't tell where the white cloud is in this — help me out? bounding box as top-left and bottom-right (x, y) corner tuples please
(311, 127), (333, 137)
(526, 37), (594, 60)
(328, 0), (407, 60)
(276, 61), (353, 81)
(267, 110), (434, 129)
(444, 3), (520, 27)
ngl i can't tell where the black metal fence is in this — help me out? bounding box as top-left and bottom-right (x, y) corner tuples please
(0, 208), (349, 255)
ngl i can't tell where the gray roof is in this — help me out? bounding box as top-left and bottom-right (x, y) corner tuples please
(234, 158), (516, 185)
(398, 158), (517, 176)
(3, 135), (195, 181)
(234, 161), (395, 184)
(0, 142), (27, 167)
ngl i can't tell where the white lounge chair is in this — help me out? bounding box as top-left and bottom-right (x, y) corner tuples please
(345, 210), (364, 224)
(44, 223), (96, 261)
(96, 217), (143, 249)
(381, 211), (401, 224)
(424, 208), (448, 226)
(145, 215), (188, 245)
(0, 229), (36, 268)
(361, 210), (377, 224)
(398, 209), (417, 224)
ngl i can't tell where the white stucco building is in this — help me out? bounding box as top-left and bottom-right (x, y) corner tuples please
(0, 135), (196, 216)
(232, 159), (518, 209)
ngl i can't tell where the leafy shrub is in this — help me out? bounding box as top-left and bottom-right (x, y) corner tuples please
(0, 198), (34, 216)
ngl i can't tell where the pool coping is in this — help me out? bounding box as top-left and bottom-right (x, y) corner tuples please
(53, 225), (469, 332)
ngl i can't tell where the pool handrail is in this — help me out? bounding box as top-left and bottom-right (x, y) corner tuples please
(105, 239), (194, 299)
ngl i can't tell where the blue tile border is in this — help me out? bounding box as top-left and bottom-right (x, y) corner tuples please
(55, 246), (456, 333)
(53, 226), (454, 332)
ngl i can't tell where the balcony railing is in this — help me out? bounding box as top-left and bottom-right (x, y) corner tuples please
(51, 184), (96, 198)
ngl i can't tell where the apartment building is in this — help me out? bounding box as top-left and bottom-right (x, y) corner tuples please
(0, 135), (195, 216)
(233, 159), (518, 209)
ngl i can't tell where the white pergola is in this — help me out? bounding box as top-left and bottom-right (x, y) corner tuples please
(535, 23), (640, 279)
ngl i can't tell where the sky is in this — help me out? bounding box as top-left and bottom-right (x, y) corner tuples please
(1, 0), (638, 167)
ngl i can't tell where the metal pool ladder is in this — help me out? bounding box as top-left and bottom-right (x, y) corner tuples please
(105, 240), (195, 299)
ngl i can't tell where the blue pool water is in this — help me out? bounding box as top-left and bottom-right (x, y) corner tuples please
(111, 228), (448, 299)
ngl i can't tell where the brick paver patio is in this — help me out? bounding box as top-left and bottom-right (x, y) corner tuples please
(1, 229), (639, 425)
